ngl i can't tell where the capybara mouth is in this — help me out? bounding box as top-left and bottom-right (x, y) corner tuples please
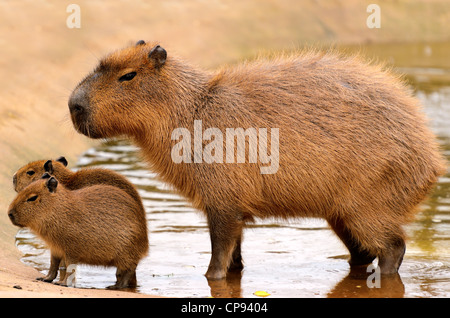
(70, 116), (104, 139)
(68, 85), (106, 138)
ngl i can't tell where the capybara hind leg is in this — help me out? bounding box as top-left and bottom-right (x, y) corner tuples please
(205, 208), (244, 280)
(328, 218), (376, 266)
(108, 268), (137, 289)
(378, 236), (406, 275)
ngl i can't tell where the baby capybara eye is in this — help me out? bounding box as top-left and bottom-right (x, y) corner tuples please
(118, 72), (136, 82)
(26, 171), (35, 176)
(27, 195), (38, 202)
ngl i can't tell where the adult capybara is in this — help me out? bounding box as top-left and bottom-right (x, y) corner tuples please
(7, 174), (149, 289)
(68, 40), (446, 279)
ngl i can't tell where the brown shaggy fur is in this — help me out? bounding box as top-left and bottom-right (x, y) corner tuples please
(68, 41), (446, 279)
(13, 157), (147, 285)
(7, 176), (149, 289)
(13, 157), (143, 206)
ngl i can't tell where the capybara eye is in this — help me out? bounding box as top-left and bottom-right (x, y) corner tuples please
(27, 195), (38, 202)
(26, 171), (35, 176)
(118, 72), (136, 82)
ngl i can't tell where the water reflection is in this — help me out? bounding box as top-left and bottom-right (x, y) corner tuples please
(207, 272), (243, 298)
(205, 267), (407, 298)
(328, 269), (405, 298)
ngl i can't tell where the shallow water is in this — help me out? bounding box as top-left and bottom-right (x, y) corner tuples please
(16, 43), (450, 298)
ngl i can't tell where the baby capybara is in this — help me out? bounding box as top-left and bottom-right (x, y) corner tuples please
(13, 156), (147, 284)
(68, 40), (446, 279)
(13, 156), (143, 206)
(7, 175), (149, 289)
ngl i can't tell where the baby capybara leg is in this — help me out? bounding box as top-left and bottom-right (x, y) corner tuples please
(37, 253), (62, 283)
(327, 217), (376, 266)
(56, 259), (67, 284)
(205, 208), (244, 280)
(56, 257), (77, 287)
(378, 235), (406, 275)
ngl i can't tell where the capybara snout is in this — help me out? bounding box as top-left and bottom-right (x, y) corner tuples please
(68, 86), (88, 116)
(68, 86), (94, 137)
(7, 208), (16, 226)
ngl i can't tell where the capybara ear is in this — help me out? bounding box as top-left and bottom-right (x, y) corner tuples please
(44, 160), (54, 174)
(56, 156), (68, 167)
(41, 172), (51, 179)
(46, 177), (58, 193)
(136, 40), (146, 46)
(148, 45), (167, 69)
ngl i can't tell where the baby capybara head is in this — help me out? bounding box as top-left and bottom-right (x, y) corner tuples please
(8, 175), (59, 228)
(68, 40), (168, 139)
(13, 157), (68, 192)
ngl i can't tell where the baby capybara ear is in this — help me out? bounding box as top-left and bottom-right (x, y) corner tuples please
(46, 177), (58, 193)
(56, 156), (68, 167)
(136, 40), (146, 46)
(148, 45), (167, 69)
(44, 160), (53, 174)
(41, 172), (51, 179)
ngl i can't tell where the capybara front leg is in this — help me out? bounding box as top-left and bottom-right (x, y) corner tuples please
(378, 236), (406, 275)
(205, 208), (244, 280)
(229, 234), (244, 272)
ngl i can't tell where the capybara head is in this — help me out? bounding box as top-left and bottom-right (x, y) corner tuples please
(13, 157), (68, 192)
(68, 40), (168, 139)
(8, 175), (58, 228)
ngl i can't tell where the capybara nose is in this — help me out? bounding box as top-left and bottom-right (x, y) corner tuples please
(68, 87), (89, 116)
(70, 103), (85, 115)
(8, 209), (15, 222)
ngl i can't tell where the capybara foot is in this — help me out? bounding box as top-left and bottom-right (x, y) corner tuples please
(109, 269), (137, 289)
(205, 267), (227, 280)
(106, 283), (136, 290)
(106, 284), (122, 290)
(378, 238), (406, 275)
(36, 276), (55, 283)
(36, 269), (58, 283)
(206, 259), (242, 279)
